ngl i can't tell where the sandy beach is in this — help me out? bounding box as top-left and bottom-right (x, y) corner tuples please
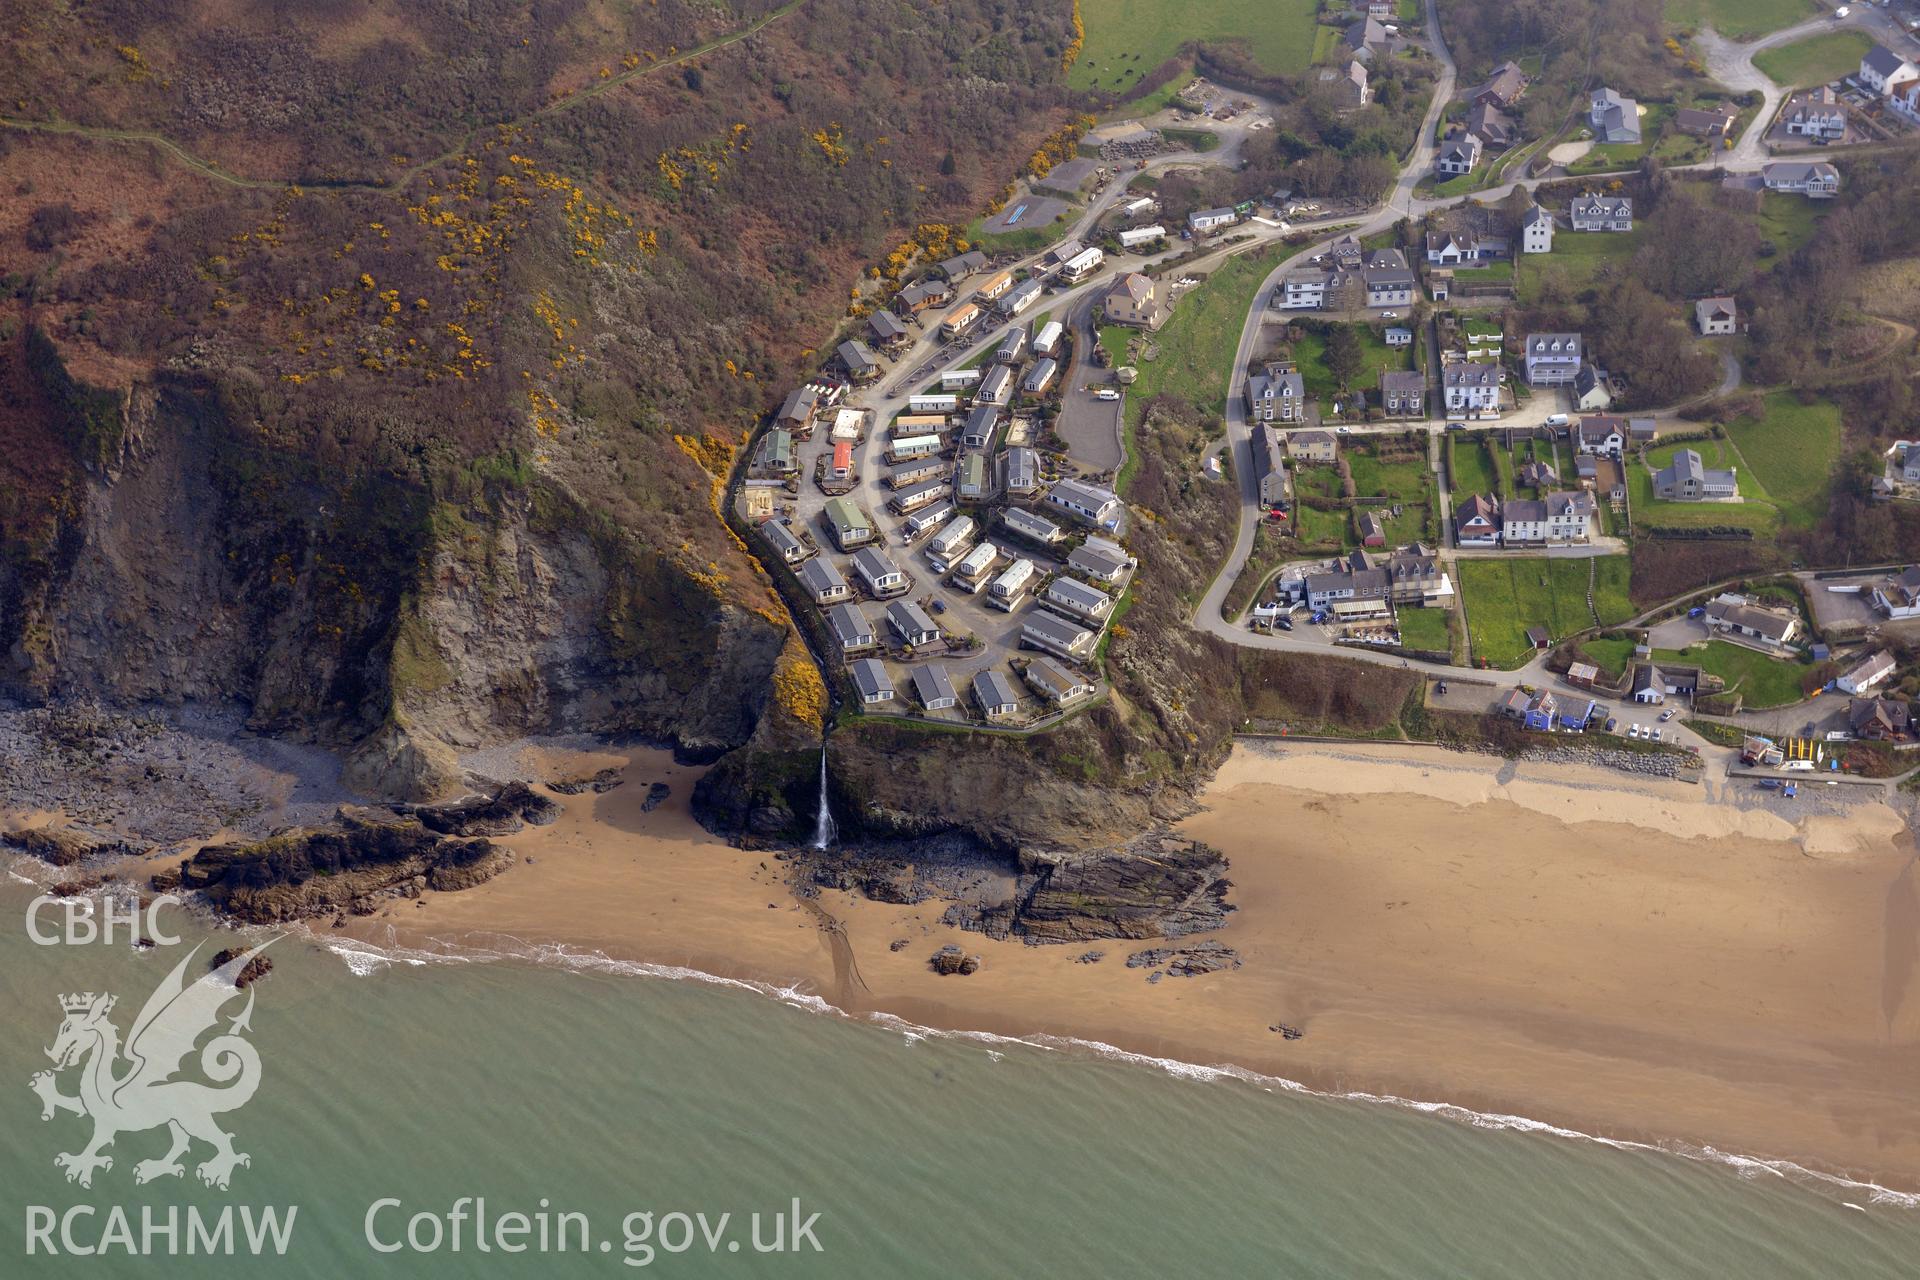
(326, 739), (1920, 1192)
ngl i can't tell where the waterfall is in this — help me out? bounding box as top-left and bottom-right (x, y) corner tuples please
(810, 748), (837, 850)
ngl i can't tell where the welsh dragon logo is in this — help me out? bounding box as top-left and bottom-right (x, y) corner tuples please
(29, 941), (274, 1190)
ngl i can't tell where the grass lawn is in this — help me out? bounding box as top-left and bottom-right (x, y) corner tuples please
(1628, 445), (1780, 536)
(1309, 23), (1344, 66)
(1293, 463), (1344, 500)
(1459, 556), (1626, 669)
(1580, 636), (1638, 679)
(1756, 192), (1829, 259)
(1293, 502), (1348, 548)
(1290, 324), (1413, 403)
(1566, 108), (1671, 175)
(1348, 451), (1431, 500)
(1379, 502), (1435, 545)
(1452, 259), (1514, 282)
(1591, 556), (1635, 624)
(1396, 605), (1452, 652)
(1753, 31), (1872, 88)
(1664, 0), (1816, 40)
(1069, 0), (1317, 95)
(1447, 436), (1497, 501)
(1722, 392), (1842, 530)
(1517, 225), (1643, 303)
(1651, 640), (1809, 708)
(1117, 246), (1280, 492)
(1422, 170), (1483, 199)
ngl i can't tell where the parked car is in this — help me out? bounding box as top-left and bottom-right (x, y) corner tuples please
(1659, 709), (1675, 721)
(1604, 717), (1617, 732)
(1277, 617), (1293, 631)
(1436, 681), (1448, 695)
(1651, 728), (1662, 742)
(1628, 724), (1642, 739)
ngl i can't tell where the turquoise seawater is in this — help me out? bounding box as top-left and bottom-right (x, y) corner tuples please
(3, 877), (1918, 1278)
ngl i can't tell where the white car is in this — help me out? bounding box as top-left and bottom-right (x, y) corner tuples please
(1094, 388), (1121, 401)
(1380, 310), (1399, 318)
(1628, 724), (1642, 739)
(1335, 425), (1352, 435)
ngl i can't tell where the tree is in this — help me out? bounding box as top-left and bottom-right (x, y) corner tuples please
(1325, 323), (1363, 392)
(939, 151), (956, 176)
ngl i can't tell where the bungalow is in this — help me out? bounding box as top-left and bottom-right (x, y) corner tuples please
(973, 669), (1021, 720)
(1573, 364), (1612, 413)
(1694, 296), (1737, 336)
(1424, 228), (1506, 265)
(1023, 656), (1097, 707)
(937, 250), (989, 281)
(1380, 370), (1425, 418)
(890, 477), (948, 516)
(1523, 333), (1582, 386)
(894, 278), (952, 314)
(911, 663), (959, 711)
(1021, 611), (1097, 662)
(1502, 490), (1595, 545)
(1001, 507), (1063, 545)
(1573, 415), (1625, 458)
(777, 385), (820, 433)
(1246, 364), (1308, 423)
(1103, 273), (1169, 329)
(1047, 478), (1123, 528)
(1006, 446), (1041, 496)
(1443, 361), (1502, 415)
(1763, 162), (1839, 198)
(1045, 576), (1115, 625)
(1859, 44), (1919, 96)
(1385, 327), (1412, 348)
(822, 497), (874, 550)
(1188, 207), (1240, 236)
(836, 340), (881, 383)
(1653, 449), (1739, 501)
(1780, 86), (1847, 140)
(1590, 88), (1641, 144)
(1454, 493), (1501, 547)
(867, 309), (909, 349)
(1851, 696), (1912, 742)
(1569, 196), (1632, 232)
(760, 518), (811, 565)
(1474, 61), (1528, 110)
(1675, 106), (1736, 138)
(849, 658), (894, 705)
(851, 546), (907, 596)
(1704, 594), (1799, 649)
(1521, 205), (1555, 254)
(962, 403), (1001, 450)
(1838, 650), (1897, 696)
(1068, 535), (1135, 585)
(886, 600), (942, 648)
(1022, 358), (1059, 396)
(976, 364), (1014, 407)
(798, 557), (850, 604)
(1435, 133), (1483, 177)
(1872, 566), (1920, 620)
(755, 428), (795, 475)
(1285, 429), (1339, 462)
(957, 452), (988, 501)
(1631, 663), (1698, 704)
(825, 603), (876, 655)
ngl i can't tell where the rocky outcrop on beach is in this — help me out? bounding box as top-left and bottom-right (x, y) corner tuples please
(2, 827), (102, 867)
(210, 948), (275, 989)
(1126, 940), (1241, 978)
(399, 781), (559, 836)
(1520, 744), (1702, 781)
(172, 804), (514, 923)
(948, 835), (1235, 944)
(549, 767), (626, 795)
(928, 944), (982, 976)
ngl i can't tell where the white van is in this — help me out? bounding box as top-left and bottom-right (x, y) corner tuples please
(1544, 413), (1570, 427)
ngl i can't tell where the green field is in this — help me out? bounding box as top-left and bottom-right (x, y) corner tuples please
(1116, 247), (1279, 490)
(1396, 605), (1452, 653)
(1628, 441), (1780, 536)
(1459, 556), (1633, 668)
(1753, 30), (1872, 88)
(1517, 225), (1643, 303)
(1347, 450), (1431, 501)
(1068, 0), (1318, 95)
(1649, 640), (1809, 708)
(1447, 437), (1498, 501)
(1723, 393), (1843, 530)
(1664, 0), (1816, 40)
(1756, 192), (1830, 259)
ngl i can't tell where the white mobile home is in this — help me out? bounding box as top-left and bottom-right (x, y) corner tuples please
(902, 503), (954, 540)
(988, 558), (1037, 610)
(908, 393), (960, 414)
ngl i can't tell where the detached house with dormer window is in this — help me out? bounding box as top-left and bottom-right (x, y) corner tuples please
(1569, 196), (1632, 232)
(1443, 362), (1502, 415)
(1246, 364), (1307, 423)
(1523, 334), (1583, 386)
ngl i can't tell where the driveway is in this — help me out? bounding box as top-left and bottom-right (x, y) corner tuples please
(1053, 294), (1126, 473)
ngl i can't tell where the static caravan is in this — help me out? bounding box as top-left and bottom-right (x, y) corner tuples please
(1020, 611), (1096, 661)
(851, 547), (907, 596)
(888, 434), (944, 462)
(889, 478), (947, 516)
(995, 327), (1029, 365)
(949, 541), (1001, 594)
(759, 519), (812, 565)
(888, 457), (946, 489)
(942, 368), (981, 392)
(987, 558), (1037, 611)
(902, 503), (954, 541)
(1058, 246), (1104, 283)
(909, 393), (960, 414)
(1032, 320), (1065, 358)
(1044, 576), (1114, 624)
(1117, 225), (1166, 249)
(1000, 278), (1045, 317)
(977, 364), (1014, 406)
(890, 414), (948, 437)
(911, 663), (959, 711)
(926, 516), (976, 570)
(940, 303), (982, 340)
(976, 271), (1015, 302)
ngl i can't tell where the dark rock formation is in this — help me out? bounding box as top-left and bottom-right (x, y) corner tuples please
(401, 781), (559, 836)
(1125, 940), (1241, 977)
(641, 782), (671, 812)
(210, 948), (274, 989)
(950, 835), (1233, 944)
(929, 944), (981, 976)
(3, 828), (95, 866)
(549, 768), (625, 795)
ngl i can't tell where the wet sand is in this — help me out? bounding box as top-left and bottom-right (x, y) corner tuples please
(330, 740), (1920, 1192)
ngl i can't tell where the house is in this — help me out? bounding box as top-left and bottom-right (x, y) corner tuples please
(1245, 364), (1307, 423)
(822, 497), (874, 550)
(1424, 227), (1507, 265)
(1502, 490), (1595, 545)
(1573, 364), (1612, 412)
(1454, 493), (1500, 546)
(867, 309), (909, 349)
(1520, 205), (1555, 254)
(962, 403), (1000, 449)
(1523, 333), (1582, 386)
(1362, 251), (1417, 309)
(755, 428), (795, 475)
(1046, 478), (1123, 528)
(1573, 416), (1626, 458)
(1318, 60), (1369, 108)
(973, 669), (1021, 721)
(849, 658), (894, 704)
(1255, 425), (1291, 513)
(1279, 269), (1328, 310)
(1380, 370), (1425, 418)
(1892, 79), (1920, 128)
(1385, 327), (1412, 348)
(1357, 511), (1386, 547)
(1104, 273), (1169, 329)
(911, 663), (958, 711)
(1466, 101), (1517, 149)
(1033, 320), (1065, 358)
(1285, 429), (1338, 463)
(1022, 358), (1059, 396)
(1873, 566), (1920, 619)
(1021, 611), (1096, 662)
(999, 278), (1045, 317)
(1303, 561), (1390, 616)
(976, 364), (1014, 407)
(1344, 16), (1390, 60)
(894, 278), (952, 314)
(1435, 133), (1483, 177)
(1704, 594), (1799, 649)
(1781, 86), (1847, 140)
(825, 603), (876, 655)
(1473, 61), (1528, 109)
(1329, 235), (1365, 270)
(1859, 44), (1919, 96)
(1001, 507), (1062, 545)
(1694, 296), (1737, 336)
(1675, 106), (1736, 139)
(1850, 697), (1912, 741)
(937, 250), (989, 281)
(1838, 650), (1897, 695)
(1653, 448), (1739, 501)
(1059, 245), (1105, 283)
(1006, 446), (1041, 496)
(1517, 459), (1558, 488)
(777, 385), (820, 433)
(851, 546), (907, 596)
(956, 453), (989, 501)
(836, 340), (881, 383)
(1068, 535), (1135, 584)
(1443, 361), (1502, 414)
(1188, 207), (1240, 236)
(1523, 690), (1559, 732)
(886, 600), (942, 648)
(798, 557), (849, 604)
(1045, 576), (1116, 626)
(1763, 162), (1839, 198)
(1631, 663), (1698, 704)
(1590, 88), (1641, 144)
(1568, 196), (1632, 232)
(1023, 656), (1097, 707)
(760, 518), (811, 565)
(1891, 441), (1920, 485)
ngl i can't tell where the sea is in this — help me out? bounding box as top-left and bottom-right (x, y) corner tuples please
(2, 873), (1917, 1279)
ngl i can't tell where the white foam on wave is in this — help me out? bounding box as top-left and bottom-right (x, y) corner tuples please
(300, 918), (1920, 1213)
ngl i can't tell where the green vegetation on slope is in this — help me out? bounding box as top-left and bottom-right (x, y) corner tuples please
(1753, 31), (1873, 88)
(1723, 393), (1843, 531)
(1068, 0), (1319, 95)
